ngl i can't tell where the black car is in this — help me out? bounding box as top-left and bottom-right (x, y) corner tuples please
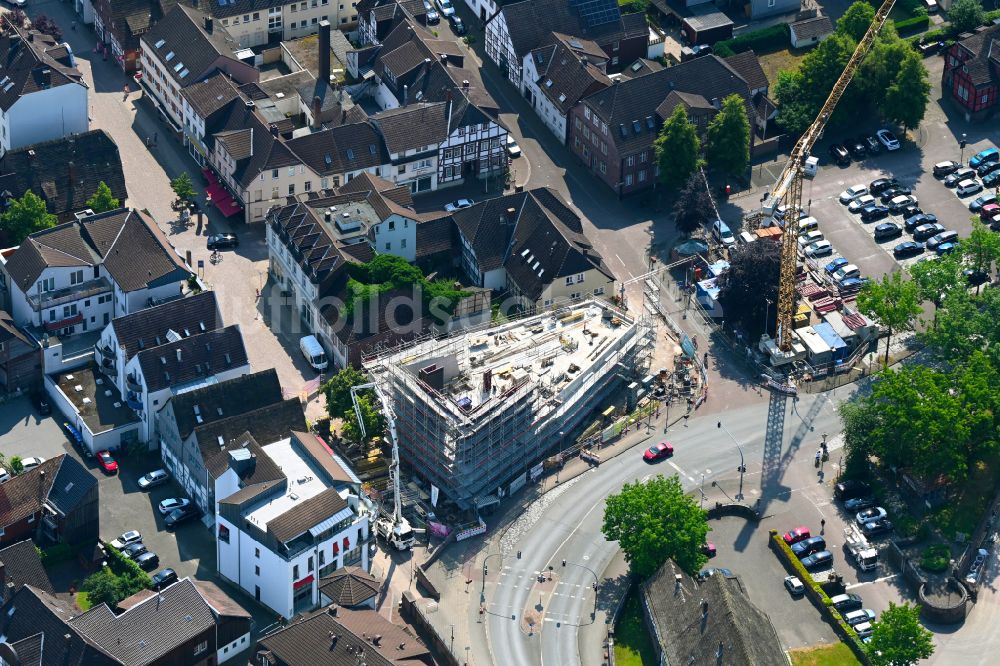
(964, 268), (990, 286)
(913, 222), (946, 241)
(893, 241), (925, 258)
(791, 536), (827, 558)
(829, 144), (851, 166)
(969, 193), (998, 212)
(879, 185), (912, 203)
(873, 222), (902, 241)
(847, 138), (867, 160)
(801, 550), (834, 570)
(135, 552), (159, 571)
(864, 136), (882, 154)
(898, 203), (922, 219)
(206, 233), (239, 250)
(835, 479), (872, 501)
(977, 161), (1000, 177)
(904, 212), (936, 233)
(32, 393), (52, 416)
(869, 177), (899, 195)
(945, 168), (976, 187)
(164, 504), (203, 529)
(831, 593), (864, 612)
(448, 14), (466, 34)
(984, 171), (1000, 188)
(151, 568), (178, 591)
(861, 519), (894, 537)
(843, 496), (876, 512)
(927, 230), (959, 251)
(121, 542), (148, 560)
(933, 160), (962, 177)
(860, 205), (889, 222)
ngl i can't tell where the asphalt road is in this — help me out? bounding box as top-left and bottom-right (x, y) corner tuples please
(482, 391), (845, 666)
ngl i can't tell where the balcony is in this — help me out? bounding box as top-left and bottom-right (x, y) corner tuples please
(125, 374), (142, 393)
(27, 277), (112, 312)
(125, 391), (144, 412)
(96, 342), (115, 360)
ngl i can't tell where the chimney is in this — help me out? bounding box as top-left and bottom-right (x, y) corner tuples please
(312, 95), (322, 129)
(505, 207), (516, 224)
(270, 123), (279, 137)
(318, 20), (331, 85)
(462, 79), (470, 90)
(67, 161), (76, 183)
(204, 16), (213, 33)
(402, 84), (408, 106)
(440, 53), (448, 66)
(341, 108), (347, 124)
(580, 56), (588, 68)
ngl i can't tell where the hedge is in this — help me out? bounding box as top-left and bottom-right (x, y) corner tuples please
(714, 24), (790, 58)
(986, 9), (1000, 23)
(893, 14), (930, 36)
(105, 544), (153, 590)
(38, 543), (74, 567)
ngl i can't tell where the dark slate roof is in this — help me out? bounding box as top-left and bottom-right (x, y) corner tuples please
(69, 578), (216, 666)
(318, 567), (380, 607)
(268, 198), (351, 288)
(219, 432), (287, 486)
(0, 586), (120, 666)
(451, 192), (526, 273)
(583, 54), (754, 154)
(168, 367), (283, 439)
(181, 71), (242, 118)
(415, 215), (455, 258)
(0, 27), (85, 112)
(297, 79), (369, 128)
(790, 15), (834, 42)
(142, 5), (241, 85)
(206, 102), (300, 188)
(0, 541), (55, 600)
(620, 57), (664, 79)
(491, 0), (646, 59)
(256, 606), (428, 666)
(135, 325), (249, 393)
(643, 560), (787, 666)
(0, 456), (95, 529)
(0, 130), (127, 219)
(532, 39), (611, 115)
(954, 23), (1000, 87)
(44, 455), (98, 518)
(195, 399), (307, 480)
(285, 122), (389, 176)
(371, 102), (450, 154)
(724, 50), (768, 91)
(111, 291), (221, 362)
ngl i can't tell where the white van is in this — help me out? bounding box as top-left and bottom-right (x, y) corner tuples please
(739, 231), (756, 245)
(712, 219), (736, 247)
(299, 335), (329, 371)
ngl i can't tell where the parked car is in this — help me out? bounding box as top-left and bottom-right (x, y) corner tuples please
(913, 222), (946, 241)
(893, 240), (925, 259)
(712, 219), (736, 248)
(976, 160), (1000, 177)
(798, 230), (824, 249)
(959, 181), (984, 200)
(879, 185), (912, 203)
(784, 575), (805, 596)
(122, 542), (148, 560)
(936, 241), (958, 256)
(933, 160), (962, 177)
(801, 550), (834, 570)
(983, 171), (1000, 188)
(887, 195), (918, 214)
(643, 442), (674, 462)
(135, 552), (160, 571)
(783, 526), (811, 545)
(835, 480), (872, 501)
(447, 14), (466, 34)
(701, 542), (717, 558)
(856, 506), (888, 525)
(825, 257), (850, 275)
(444, 198), (474, 212)
(96, 450), (118, 474)
(422, 0), (439, 23)
(843, 496), (876, 512)
(164, 504), (203, 529)
(838, 277), (869, 293)
(904, 212), (936, 233)
(847, 138), (867, 160)
(21, 457), (44, 472)
(927, 230), (959, 251)
(944, 168), (976, 187)
(833, 264), (860, 283)
(854, 621), (875, 642)
(829, 144), (851, 166)
(860, 205), (889, 222)
(206, 233), (239, 250)
(877, 129), (900, 151)
(158, 498), (192, 516)
(873, 222), (902, 241)
(864, 136), (882, 153)
(151, 568), (178, 591)
(804, 240), (833, 257)
(981, 203), (1000, 222)
(137, 469), (170, 490)
(830, 593), (864, 612)
(435, 0), (455, 16)
(969, 193), (998, 212)
(791, 536), (827, 558)
(848, 194), (877, 213)
(506, 135), (521, 158)
(868, 177), (899, 195)
(110, 530), (142, 550)
(969, 147), (999, 169)
(861, 518), (894, 537)
(32, 393), (52, 416)
(697, 567), (733, 580)
(845, 609), (877, 627)
(839, 184), (868, 203)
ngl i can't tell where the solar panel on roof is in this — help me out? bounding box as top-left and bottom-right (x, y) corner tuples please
(569, 0), (621, 28)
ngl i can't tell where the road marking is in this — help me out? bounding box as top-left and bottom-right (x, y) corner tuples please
(845, 574), (899, 590)
(668, 461), (688, 477)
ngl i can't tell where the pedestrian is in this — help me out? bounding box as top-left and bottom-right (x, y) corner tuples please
(122, 83), (130, 101)
(703, 352), (708, 368)
(683, 413), (689, 427)
(820, 518), (826, 534)
(145, 136), (151, 148)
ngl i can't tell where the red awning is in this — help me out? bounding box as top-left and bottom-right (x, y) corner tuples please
(215, 195), (243, 218)
(201, 167), (218, 184)
(205, 182), (227, 200)
(293, 575), (315, 590)
(45, 313), (83, 331)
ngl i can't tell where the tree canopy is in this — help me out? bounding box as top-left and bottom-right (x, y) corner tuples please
(602, 474), (709, 577)
(884, 49), (931, 132)
(672, 173), (714, 236)
(345, 254), (470, 323)
(705, 94), (750, 178)
(716, 239), (782, 338)
(949, 0), (986, 34)
(321, 366), (369, 418)
(170, 173), (196, 202)
(864, 602), (935, 666)
(341, 393), (387, 444)
(856, 270), (922, 367)
(837, 1), (876, 42)
(654, 105), (701, 190)
(86, 181), (120, 214)
(0, 191), (57, 244)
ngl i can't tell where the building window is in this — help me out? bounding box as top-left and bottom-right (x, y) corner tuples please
(70, 269), (84, 285)
(255, 548), (260, 558)
(308, 556), (314, 572)
(398, 165), (406, 174)
(584, 106), (591, 120)
(288, 184), (295, 195)
(218, 524), (230, 543)
(625, 174), (633, 186)
(638, 169), (647, 182)
(385, 242), (391, 251)
(194, 641), (208, 656)
(625, 156), (635, 167)
(321, 177), (329, 189)
(565, 276), (574, 286)
(401, 239), (407, 249)
(594, 287), (605, 295)
(599, 161), (606, 174)
(272, 169), (279, 178)
(611, 56), (619, 65)
(639, 151), (647, 163)
(319, 550), (325, 566)
(255, 565), (260, 575)
(293, 565), (299, 579)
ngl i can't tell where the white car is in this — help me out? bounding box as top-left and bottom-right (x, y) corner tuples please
(854, 621), (875, 642)
(21, 457), (45, 472)
(506, 135), (521, 158)
(848, 194), (876, 213)
(956, 180), (984, 197)
(834, 264), (861, 282)
(798, 230), (824, 248)
(436, 0), (456, 16)
(444, 198), (475, 212)
(839, 185), (868, 203)
(804, 240), (833, 257)
(110, 530), (142, 550)
(784, 575), (805, 596)
(877, 129), (900, 151)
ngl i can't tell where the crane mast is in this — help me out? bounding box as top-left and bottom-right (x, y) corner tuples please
(753, 0), (897, 350)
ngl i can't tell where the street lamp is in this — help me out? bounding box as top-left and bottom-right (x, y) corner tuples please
(481, 552), (504, 602)
(717, 421), (746, 501)
(960, 133), (968, 164)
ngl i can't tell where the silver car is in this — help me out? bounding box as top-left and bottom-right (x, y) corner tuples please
(137, 469), (170, 490)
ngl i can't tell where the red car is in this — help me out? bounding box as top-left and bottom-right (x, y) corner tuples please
(981, 203), (1000, 223)
(97, 450), (118, 474)
(643, 442), (674, 462)
(701, 542), (717, 558)
(783, 526), (811, 545)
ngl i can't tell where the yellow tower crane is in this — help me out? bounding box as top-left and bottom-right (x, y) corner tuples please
(748, 0), (897, 350)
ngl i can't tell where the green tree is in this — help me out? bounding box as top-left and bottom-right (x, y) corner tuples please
(839, 400), (881, 478)
(772, 70), (813, 135)
(705, 94), (750, 178)
(864, 602), (934, 666)
(170, 172), (196, 203)
(321, 367), (369, 419)
(602, 474), (709, 577)
(921, 288), (985, 364)
(0, 191), (57, 244)
(341, 394), (386, 444)
(81, 568), (125, 609)
(856, 271), (922, 368)
(654, 105), (701, 190)
(672, 173), (714, 235)
(909, 251), (962, 311)
(716, 239), (782, 338)
(884, 50), (931, 132)
(85, 181), (120, 214)
(962, 219), (1000, 282)
(949, 0), (985, 34)
(9, 456), (23, 476)
(837, 1), (876, 41)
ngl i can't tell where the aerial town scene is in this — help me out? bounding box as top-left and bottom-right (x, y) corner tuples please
(0, 0), (997, 662)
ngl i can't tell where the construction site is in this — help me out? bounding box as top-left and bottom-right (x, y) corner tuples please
(363, 300), (654, 511)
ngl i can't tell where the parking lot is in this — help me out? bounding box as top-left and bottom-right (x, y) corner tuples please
(0, 396), (75, 462)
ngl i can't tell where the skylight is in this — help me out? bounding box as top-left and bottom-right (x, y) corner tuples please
(632, 120), (641, 133)
(155, 39), (166, 49)
(346, 148), (354, 159)
(165, 51), (175, 62)
(173, 62), (185, 73)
